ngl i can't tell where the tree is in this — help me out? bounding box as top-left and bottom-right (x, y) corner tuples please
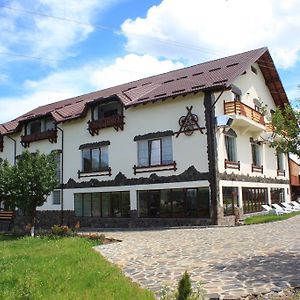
(0, 159), (14, 210)
(11, 150), (58, 230)
(270, 103), (300, 157)
(176, 271), (192, 300)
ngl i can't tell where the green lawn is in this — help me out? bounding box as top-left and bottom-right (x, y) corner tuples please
(244, 211), (300, 225)
(0, 235), (154, 300)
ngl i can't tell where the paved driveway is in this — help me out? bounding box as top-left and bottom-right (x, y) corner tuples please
(94, 216), (300, 298)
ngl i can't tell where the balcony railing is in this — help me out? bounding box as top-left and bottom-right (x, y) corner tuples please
(277, 169), (285, 177)
(21, 129), (57, 148)
(224, 159), (240, 170)
(133, 161), (177, 175)
(265, 122), (274, 132)
(224, 101), (265, 125)
(88, 114), (124, 136)
(251, 164), (263, 173)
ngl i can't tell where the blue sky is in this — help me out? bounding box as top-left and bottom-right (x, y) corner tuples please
(0, 0), (300, 123)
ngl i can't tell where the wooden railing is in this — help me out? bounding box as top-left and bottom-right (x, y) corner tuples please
(224, 101), (265, 125)
(133, 161), (177, 175)
(21, 129), (57, 148)
(251, 164), (263, 173)
(277, 169), (285, 176)
(0, 210), (14, 221)
(224, 159), (240, 170)
(88, 115), (124, 136)
(265, 122), (274, 132)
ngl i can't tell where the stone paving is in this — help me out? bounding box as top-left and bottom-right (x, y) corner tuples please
(94, 216), (300, 299)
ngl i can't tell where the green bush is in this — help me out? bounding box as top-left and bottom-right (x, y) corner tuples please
(160, 272), (204, 300)
(177, 271), (192, 300)
(51, 225), (72, 236)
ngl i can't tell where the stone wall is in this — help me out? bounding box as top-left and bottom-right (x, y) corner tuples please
(13, 210), (212, 229)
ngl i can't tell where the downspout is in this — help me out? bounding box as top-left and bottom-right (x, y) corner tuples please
(204, 87), (226, 225)
(6, 135), (17, 165)
(56, 126), (64, 225)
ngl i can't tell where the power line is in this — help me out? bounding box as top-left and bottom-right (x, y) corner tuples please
(0, 3), (291, 75)
(0, 3), (229, 57)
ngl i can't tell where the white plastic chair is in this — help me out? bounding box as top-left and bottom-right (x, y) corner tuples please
(262, 204), (278, 215)
(291, 201), (300, 209)
(282, 202), (300, 211)
(271, 203), (290, 214)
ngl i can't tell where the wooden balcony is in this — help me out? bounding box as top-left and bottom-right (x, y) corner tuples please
(251, 164), (263, 173)
(277, 169), (285, 177)
(224, 159), (240, 170)
(88, 115), (124, 136)
(265, 122), (274, 132)
(224, 101), (265, 125)
(21, 129), (57, 148)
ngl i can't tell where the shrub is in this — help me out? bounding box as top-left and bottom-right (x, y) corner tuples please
(177, 271), (192, 300)
(80, 233), (106, 244)
(160, 272), (204, 300)
(51, 225), (71, 236)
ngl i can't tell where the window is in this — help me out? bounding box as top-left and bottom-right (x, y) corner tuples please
(74, 192), (130, 217)
(233, 92), (240, 101)
(251, 65), (258, 75)
(27, 118), (55, 134)
(137, 188), (210, 218)
(222, 187), (239, 216)
(82, 146), (109, 173)
(95, 101), (121, 120)
(45, 118), (56, 131)
(271, 188), (285, 204)
(251, 142), (261, 166)
(242, 187), (267, 213)
(52, 190), (61, 205)
(225, 135), (237, 162)
(29, 120), (42, 134)
(277, 151), (285, 172)
(53, 151), (61, 182)
(137, 136), (173, 167)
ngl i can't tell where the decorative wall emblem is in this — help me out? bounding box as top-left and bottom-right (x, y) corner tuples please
(176, 106), (204, 137)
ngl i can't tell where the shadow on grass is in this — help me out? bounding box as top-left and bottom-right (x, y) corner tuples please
(0, 233), (24, 241)
(213, 251), (300, 290)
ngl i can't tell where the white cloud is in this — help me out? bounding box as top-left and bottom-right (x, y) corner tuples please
(0, 0), (117, 64)
(90, 54), (184, 88)
(0, 54), (183, 123)
(121, 0), (300, 68)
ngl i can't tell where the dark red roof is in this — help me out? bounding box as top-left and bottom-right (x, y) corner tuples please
(0, 47), (289, 135)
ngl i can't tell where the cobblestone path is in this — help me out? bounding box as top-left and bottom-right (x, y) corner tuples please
(94, 216), (300, 298)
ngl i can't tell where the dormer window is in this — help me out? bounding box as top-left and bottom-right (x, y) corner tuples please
(88, 99), (124, 136)
(21, 117), (57, 148)
(95, 101), (121, 120)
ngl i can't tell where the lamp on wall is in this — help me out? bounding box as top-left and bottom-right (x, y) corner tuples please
(215, 115), (234, 128)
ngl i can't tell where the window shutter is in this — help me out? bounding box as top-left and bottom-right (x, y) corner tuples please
(161, 136), (173, 164)
(138, 140), (149, 166)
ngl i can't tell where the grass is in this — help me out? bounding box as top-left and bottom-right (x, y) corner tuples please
(244, 211), (300, 225)
(0, 234), (154, 300)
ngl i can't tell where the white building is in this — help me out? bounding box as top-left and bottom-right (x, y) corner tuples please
(0, 47), (290, 227)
